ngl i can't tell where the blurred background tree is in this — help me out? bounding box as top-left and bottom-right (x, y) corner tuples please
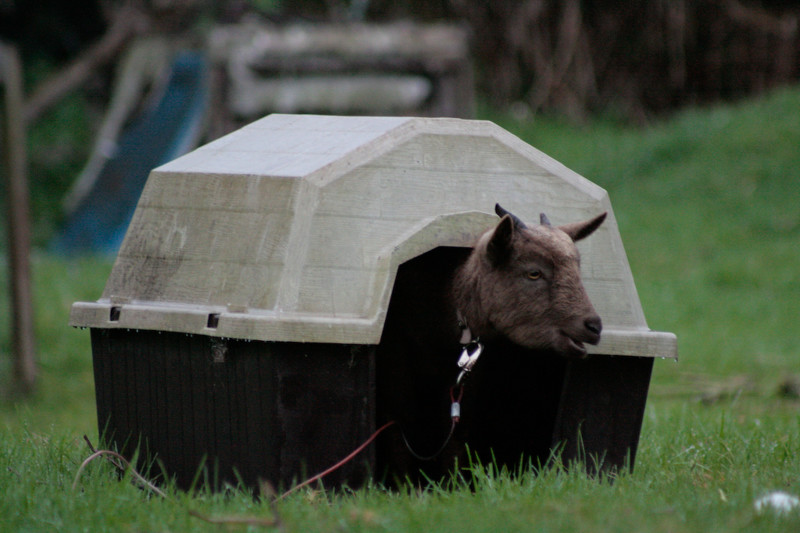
(1, 0), (799, 247)
(445, 0), (800, 121)
(3, 0), (798, 120)
(1, 0), (798, 401)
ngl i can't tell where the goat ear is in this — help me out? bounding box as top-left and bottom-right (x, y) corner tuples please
(559, 212), (607, 242)
(486, 214), (514, 265)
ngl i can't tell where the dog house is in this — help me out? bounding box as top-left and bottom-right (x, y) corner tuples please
(70, 114), (677, 490)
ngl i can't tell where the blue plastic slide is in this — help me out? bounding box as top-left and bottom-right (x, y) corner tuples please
(52, 51), (209, 254)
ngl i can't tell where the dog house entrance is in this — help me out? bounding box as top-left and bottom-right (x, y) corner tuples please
(375, 246), (569, 482)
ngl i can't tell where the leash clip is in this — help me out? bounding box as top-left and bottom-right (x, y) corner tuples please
(456, 340), (483, 384)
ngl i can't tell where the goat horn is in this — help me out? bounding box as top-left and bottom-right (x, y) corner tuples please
(494, 203), (527, 229)
(540, 213), (552, 226)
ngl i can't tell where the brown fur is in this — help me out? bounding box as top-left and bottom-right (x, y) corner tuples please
(375, 204), (606, 484)
(453, 204), (606, 358)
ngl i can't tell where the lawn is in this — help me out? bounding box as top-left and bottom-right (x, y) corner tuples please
(2, 86), (800, 531)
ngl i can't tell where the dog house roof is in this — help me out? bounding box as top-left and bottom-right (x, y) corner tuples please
(70, 114), (676, 358)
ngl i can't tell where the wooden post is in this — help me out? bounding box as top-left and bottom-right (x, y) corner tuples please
(1, 42), (37, 394)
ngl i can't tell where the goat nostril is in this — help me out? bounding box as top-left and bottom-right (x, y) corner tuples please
(585, 316), (602, 336)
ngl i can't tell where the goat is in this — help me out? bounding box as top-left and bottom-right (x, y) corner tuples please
(376, 204), (607, 484)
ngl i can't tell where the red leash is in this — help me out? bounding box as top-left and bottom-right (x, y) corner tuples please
(276, 326), (482, 499)
(277, 384), (466, 500)
(276, 420), (397, 500)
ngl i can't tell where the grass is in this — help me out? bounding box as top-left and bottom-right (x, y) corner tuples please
(497, 90), (800, 379)
(3, 86), (800, 530)
(1, 256), (111, 433)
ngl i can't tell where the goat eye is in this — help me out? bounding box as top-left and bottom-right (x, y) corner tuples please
(527, 270), (542, 280)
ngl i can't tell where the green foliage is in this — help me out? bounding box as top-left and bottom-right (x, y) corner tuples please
(25, 93), (95, 244)
(247, 0), (285, 15)
(0, 88), (94, 249)
(3, 85), (800, 531)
